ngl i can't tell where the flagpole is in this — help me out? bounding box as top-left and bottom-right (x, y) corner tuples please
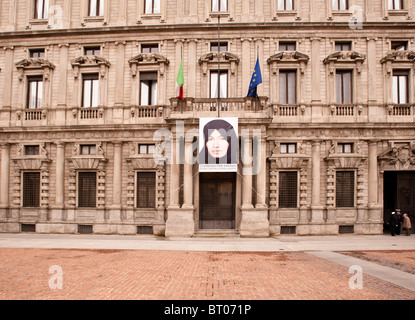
(217, 14), (221, 118)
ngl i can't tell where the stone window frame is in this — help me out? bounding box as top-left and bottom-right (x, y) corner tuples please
(205, 0), (235, 22)
(15, 57), (55, 119)
(272, 0), (302, 21)
(12, 142), (51, 209)
(327, 0), (356, 20)
(66, 141), (107, 208)
(382, 0), (413, 20)
(126, 141), (166, 211)
(70, 55), (111, 111)
(380, 50), (415, 109)
(267, 51), (310, 113)
(199, 51), (240, 98)
(323, 50), (366, 110)
(128, 53), (169, 108)
(325, 141), (366, 209)
(137, 0), (167, 24)
(80, 0), (110, 26)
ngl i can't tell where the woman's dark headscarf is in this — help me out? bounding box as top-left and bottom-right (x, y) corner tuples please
(199, 119), (238, 165)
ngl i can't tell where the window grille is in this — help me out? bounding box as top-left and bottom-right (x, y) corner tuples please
(279, 171), (298, 208)
(25, 145), (40, 156)
(21, 224), (36, 233)
(281, 226), (296, 234)
(339, 225), (355, 234)
(136, 172), (156, 208)
(22, 172), (40, 207)
(137, 226), (154, 234)
(78, 225), (93, 234)
(78, 172), (97, 208)
(336, 171), (355, 207)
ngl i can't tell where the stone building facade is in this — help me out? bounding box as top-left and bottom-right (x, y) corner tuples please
(0, 0), (414, 237)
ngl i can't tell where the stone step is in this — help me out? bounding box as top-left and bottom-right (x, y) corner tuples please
(193, 229), (240, 238)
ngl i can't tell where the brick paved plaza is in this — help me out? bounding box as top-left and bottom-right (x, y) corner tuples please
(1, 247), (414, 300)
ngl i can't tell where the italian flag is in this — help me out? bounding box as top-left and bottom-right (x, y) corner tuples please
(176, 59), (184, 100)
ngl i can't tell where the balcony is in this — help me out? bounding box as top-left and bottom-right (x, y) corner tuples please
(167, 97), (271, 119)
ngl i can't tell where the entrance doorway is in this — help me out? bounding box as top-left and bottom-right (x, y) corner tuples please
(383, 171), (415, 234)
(199, 172), (236, 229)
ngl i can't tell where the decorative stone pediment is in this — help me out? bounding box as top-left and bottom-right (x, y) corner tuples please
(323, 51), (366, 64)
(15, 58), (55, 81)
(324, 51), (366, 74)
(269, 155), (310, 169)
(267, 51), (309, 74)
(199, 51), (240, 64)
(378, 145), (415, 170)
(128, 53), (169, 77)
(267, 51), (310, 63)
(325, 155), (367, 168)
(199, 51), (240, 76)
(70, 55), (111, 79)
(128, 53), (170, 66)
(70, 55), (111, 67)
(380, 51), (415, 64)
(126, 157), (164, 170)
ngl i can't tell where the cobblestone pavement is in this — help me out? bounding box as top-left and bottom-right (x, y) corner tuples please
(1, 248), (414, 300)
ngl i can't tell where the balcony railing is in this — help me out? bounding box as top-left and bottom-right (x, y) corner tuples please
(388, 104), (413, 116)
(169, 97), (269, 115)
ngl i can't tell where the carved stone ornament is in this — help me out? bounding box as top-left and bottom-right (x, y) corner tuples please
(199, 51), (240, 75)
(380, 51), (415, 64)
(128, 53), (170, 77)
(323, 51), (366, 74)
(15, 58), (56, 81)
(378, 145), (415, 170)
(267, 51), (310, 74)
(70, 55), (111, 79)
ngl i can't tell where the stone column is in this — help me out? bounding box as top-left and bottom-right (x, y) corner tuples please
(55, 142), (65, 208)
(0, 144), (10, 208)
(182, 136), (194, 209)
(169, 135), (180, 209)
(311, 141), (324, 223)
(112, 142), (123, 208)
(368, 141), (382, 226)
(187, 39), (197, 98)
(256, 136), (267, 208)
(241, 135), (253, 209)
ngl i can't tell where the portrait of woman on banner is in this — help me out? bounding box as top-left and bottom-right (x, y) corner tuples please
(199, 118), (238, 166)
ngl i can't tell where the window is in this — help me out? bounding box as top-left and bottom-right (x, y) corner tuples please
(22, 172), (40, 207)
(336, 171), (355, 207)
(136, 172), (156, 208)
(78, 172), (97, 207)
(140, 72), (158, 106)
(82, 74), (99, 108)
(29, 49), (45, 58)
(210, 70), (228, 98)
(336, 70), (352, 104)
(212, 0), (227, 12)
(211, 42), (228, 52)
(337, 143), (353, 153)
(332, 0), (348, 10)
(391, 41), (408, 51)
(80, 144), (96, 155)
(335, 42), (352, 51)
(144, 0), (161, 14)
(141, 44), (159, 54)
(34, 0), (49, 19)
(392, 70), (409, 104)
(84, 47), (101, 56)
(278, 0), (294, 10)
(89, 0), (104, 16)
(279, 41), (296, 51)
(279, 171), (298, 208)
(25, 145), (40, 156)
(280, 143), (297, 154)
(139, 144), (156, 154)
(279, 70), (296, 104)
(27, 76), (43, 109)
(388, 0), (404, 10)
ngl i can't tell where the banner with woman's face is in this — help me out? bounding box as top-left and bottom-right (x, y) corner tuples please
(199, 118), (238, 172)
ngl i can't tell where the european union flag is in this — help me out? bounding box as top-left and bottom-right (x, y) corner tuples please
(247, 57), (262, 98)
